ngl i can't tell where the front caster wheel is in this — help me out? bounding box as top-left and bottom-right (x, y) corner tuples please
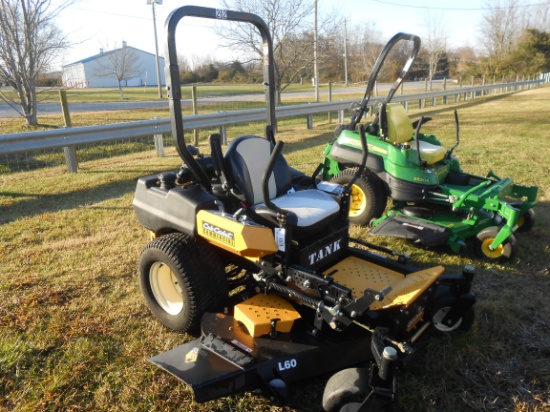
(515, 207), (535, 233)
(322, 367), (370, 412)
(429, 296), (475, 334)
(473, 226), (516, 261)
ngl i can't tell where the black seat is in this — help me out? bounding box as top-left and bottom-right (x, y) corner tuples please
(224, 135), (341, 235)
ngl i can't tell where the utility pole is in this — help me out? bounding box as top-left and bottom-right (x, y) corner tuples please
(343, 19), (348, 86)
(147, 0), (163, 99)
(314, 0), (320, 102)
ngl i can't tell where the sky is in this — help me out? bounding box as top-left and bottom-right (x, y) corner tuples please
(49, 0), (520, 70)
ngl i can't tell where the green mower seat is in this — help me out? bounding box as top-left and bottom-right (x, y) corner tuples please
(385, 103), (446, 165)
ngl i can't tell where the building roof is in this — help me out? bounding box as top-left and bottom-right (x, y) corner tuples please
(63, 45), (164, 68)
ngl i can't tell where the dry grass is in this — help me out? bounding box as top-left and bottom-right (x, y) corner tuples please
(1, 86), (549, 411)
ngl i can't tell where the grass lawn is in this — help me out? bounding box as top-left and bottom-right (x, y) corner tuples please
(0, 86), (549, 411)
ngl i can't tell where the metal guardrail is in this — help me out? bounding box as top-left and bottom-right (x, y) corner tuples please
(0, 79), (544, 172)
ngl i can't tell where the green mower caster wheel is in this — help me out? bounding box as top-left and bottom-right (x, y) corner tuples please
(514, 205), (536, 233)
(473, 226), (517, 262)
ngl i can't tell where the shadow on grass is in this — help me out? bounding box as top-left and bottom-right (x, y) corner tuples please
(0, 173), (170, 225)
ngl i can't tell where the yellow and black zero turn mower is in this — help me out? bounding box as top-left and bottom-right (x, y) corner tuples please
(132, 6), (476, 411)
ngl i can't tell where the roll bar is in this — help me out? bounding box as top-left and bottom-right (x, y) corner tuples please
(164, 6), (276, 191)
(349, 33), (421, 131)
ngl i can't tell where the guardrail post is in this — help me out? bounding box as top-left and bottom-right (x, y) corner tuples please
(220, 124), (227, 145)
(471, 76), (475, 99)
(63, 146), (78, 172)
(328, 82), (332, 123)
(192, 86), (199, 145)
(307, 113), (313, 129)
(154, 133), (165, 157)
(338, 108), (344, 123)
(59, 89), (78, 173)
(151, 116), (165, 157)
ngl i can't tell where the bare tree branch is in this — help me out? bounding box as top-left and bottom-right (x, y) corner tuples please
(93, 43), (142, 99)
(0, 0), (74, 125)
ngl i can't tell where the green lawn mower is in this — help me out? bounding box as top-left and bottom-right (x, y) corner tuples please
(132, 7), (476, 412)
(322, 33), (538, 261)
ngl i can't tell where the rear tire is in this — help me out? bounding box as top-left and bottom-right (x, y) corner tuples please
(138, 232), (228, 333)
(332, 168), (387, 226)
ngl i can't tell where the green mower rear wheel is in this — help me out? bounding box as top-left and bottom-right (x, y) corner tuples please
(138, 232), (228, 333)
(474, 226), (517, 261)
(332, 168), (387, 226)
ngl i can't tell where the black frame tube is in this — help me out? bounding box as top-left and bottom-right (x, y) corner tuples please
(164, 6), (276, 191)
(349, 33), (421, 130)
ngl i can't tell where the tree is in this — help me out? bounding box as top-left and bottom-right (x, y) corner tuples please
(510, 29), (550, 75)
(478, 0), (550, 76)
(347, 23), (383, 83)
(0, 0), (73, 126)
(217, 0), (312, 103)
(481, 0), (523, 58)
(94, 43), (142, 99)
(423, 13), (448, 87)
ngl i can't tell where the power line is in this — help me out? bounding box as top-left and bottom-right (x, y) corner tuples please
(371, 0), (550, 11)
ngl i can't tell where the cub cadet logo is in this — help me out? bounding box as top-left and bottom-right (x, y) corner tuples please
(202, 222), (235, 246)
(308, 239), (342, 265)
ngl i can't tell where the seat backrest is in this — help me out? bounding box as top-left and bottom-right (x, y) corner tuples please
(385, 103), (414, 144)
(224, 135), (292, 205)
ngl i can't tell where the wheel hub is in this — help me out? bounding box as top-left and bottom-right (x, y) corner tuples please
(149, 262), (184, 315)
(432, 306), (463, 332)
(350, 184), (367, 217)
(481, 238), (504, 258)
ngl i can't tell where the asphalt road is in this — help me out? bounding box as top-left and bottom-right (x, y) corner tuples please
(0, 82), (438, 118)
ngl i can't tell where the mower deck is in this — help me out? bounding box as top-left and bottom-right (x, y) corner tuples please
(149, 312), (373, 403)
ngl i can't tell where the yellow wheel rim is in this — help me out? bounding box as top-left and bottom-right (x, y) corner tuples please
(349, 184), (367, 217)
(149, 262), (184, 315)
(480, 238), (504, 259)
(517, 215), (525, 228)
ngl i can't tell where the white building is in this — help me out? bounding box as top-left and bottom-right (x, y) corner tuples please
(62, 42), (165, 88)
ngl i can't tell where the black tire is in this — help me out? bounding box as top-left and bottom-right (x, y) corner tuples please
(322, 367), (370, 412)
(138, 232), (228, 333)
(512, 204), (536, 233)
(428, 296), (475, 334)
(332, 168), (387, 226)
(473, 226), (517, 261)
